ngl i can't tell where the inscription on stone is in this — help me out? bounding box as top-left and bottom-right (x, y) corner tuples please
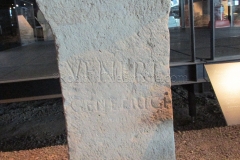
(60, 60), (168, 84)
(36, 0), (175, 159)
(71, 96), (171, 112)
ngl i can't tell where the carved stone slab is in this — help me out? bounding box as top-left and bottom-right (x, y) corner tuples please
(36, 0), (175, 159)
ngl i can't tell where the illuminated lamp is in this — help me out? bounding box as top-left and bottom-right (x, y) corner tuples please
(205, 62), (240, 125)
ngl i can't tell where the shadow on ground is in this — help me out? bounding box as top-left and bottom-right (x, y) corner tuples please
(0, 98), (67, 152)
(172, 86), (227, 132)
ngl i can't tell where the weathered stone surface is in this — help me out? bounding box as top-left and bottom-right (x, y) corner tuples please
(36, 0), (175, 159)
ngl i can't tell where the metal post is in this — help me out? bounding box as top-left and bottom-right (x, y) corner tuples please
(228, 2), (233, 27)
(210, 0), (215, 60)
(31, 4), (37, 41)
(189, 0), (196, 62)
(187, 84), (197, 123)
(180, 0), (185, 28)
(14, 0), (22, 45)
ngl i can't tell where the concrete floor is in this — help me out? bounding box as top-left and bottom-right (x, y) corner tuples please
(0, 41), (59, 83)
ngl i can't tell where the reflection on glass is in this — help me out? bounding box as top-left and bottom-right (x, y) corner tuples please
(0, 0), (54, 51)
(169, 0), (240, 62)
(15, 0), (36, 45)
(215, 0), (240, 59)
(0, 1), (57, 85)
(15, 0), (54, 43)
(169, 0), (180, 28)
(0, 0), (21, 51)
(169, 0), (191, 62)
(195, 0), (211, 60)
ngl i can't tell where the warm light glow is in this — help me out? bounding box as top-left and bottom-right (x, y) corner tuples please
(218, 64), (240, 93)
(13, 7), (15, 9)
(24, 3), (26, 5)
(205, 62), (240, 125)
(16, 4), (19, 7)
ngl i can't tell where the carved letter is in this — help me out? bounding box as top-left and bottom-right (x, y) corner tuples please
(136, 62), (154, 83)
(100, 61), (114, 83)
(114, 61), (123, 82)
(123, 59), (135, 82)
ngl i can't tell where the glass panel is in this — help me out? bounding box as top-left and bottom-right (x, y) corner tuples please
(194, 0), (211, 60)
(215, 0), (240, 59)
(0, 0), (54, 52)
(170, 0), (192, 62)
(15, 0), (37, 45)
(0, 0), (21, 51)
(14, 0), (54, 45)
(0, 0), (57, 83)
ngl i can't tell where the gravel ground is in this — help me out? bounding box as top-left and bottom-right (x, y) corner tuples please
(172, 86), (240, 160)
(0, 86), (239, 159)
(0, 145), (68, 160)
(0, 99), (67, 152)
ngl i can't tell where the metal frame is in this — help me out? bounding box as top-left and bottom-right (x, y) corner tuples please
(180, 0), (185, 28)
(189, 0), (196, 62)
(186, 0), (220, 61)
(210, 0), (215, 60)
(172, 0), (240, 82)
(170, 0), (240, 121)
